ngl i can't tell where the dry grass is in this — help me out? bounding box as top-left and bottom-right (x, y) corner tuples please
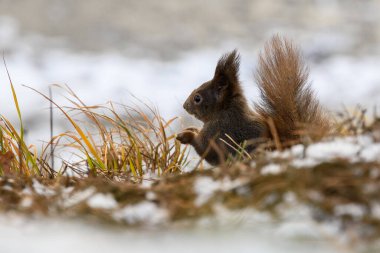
(50, 85), (189, 181)
(1, 82), (189, 181)
(0, 61), (45, 177)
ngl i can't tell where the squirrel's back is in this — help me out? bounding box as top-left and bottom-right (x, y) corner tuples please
(255, 35), (330, 143)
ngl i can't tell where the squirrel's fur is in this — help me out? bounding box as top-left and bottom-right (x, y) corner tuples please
(177, 35), (330, 165)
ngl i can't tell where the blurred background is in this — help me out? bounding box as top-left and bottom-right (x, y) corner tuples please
(0, 0), (380, 145)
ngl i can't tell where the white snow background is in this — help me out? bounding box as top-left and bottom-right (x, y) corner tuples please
(0, 16), (380, 147)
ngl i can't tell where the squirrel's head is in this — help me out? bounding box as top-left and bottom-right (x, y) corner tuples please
(183, 50), (244, 122)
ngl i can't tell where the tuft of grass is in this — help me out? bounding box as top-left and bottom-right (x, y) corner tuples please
(31, 85), (190, 181)
(333, 105), (379, 136)
(0, 58), (42, 177)
(1, 68), (189, 180)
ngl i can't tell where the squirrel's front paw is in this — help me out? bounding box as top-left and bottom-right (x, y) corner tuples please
(176, 130), (196, 144)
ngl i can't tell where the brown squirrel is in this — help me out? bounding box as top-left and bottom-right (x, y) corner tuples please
(176, 35), (330, 165)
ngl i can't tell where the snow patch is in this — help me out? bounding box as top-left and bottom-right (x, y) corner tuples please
(193, 176), (244, 206)
(194, 177), (221, 206)
(268, 135), (380, 169)
(22, 187), (33, 195)
(2, 185), (13, 191)
(87, 193), (118, 210)
(334, 204), (366, 218)
(32, 179), (55, 197)
(360, 143), (380, 162)
(20, 197), (33, 208)
(291, 158), (318, 168)
(372, 203), (380, 220)
(306, 140), (361, 161)
(113, 201), (168, 225)
(261, 164), (282, 175)
(62, 187), (96, 208)
(145, 191), (156, 201)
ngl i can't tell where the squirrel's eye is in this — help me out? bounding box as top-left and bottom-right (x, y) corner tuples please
(193, 94), (202, 104)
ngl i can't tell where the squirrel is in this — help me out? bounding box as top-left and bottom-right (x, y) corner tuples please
(176, 35), (330, 165)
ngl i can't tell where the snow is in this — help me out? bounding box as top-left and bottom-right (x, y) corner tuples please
(21, 187), (33, 195)
(20, 196), (33, 208)
(256, 134), (380, 179)
(261, 164), (282, 175)
(305, 136), (380, 163)
(113, 201), (168, 225)
(306, 140), (361, 161)
(193, 177), (220, 206)
(0, 214), (345, 253)
(193, 176), (245, 206)
(290, 144), (305, 157)
(62, 187), (96, 208)
(372, 204), (380, 220)
(360, 143), (380, 162)
(291, 158), (319, 168)
(260, 135), (380, 179)
(334, 204), (366, 218)
(32, 179), (55, 197)
(86, 193), (118, 210)
(2, 184), (13, 191)
(268, 135), (380, 169)
(275, 218), (322, 239)
(145, 191), (157, 201)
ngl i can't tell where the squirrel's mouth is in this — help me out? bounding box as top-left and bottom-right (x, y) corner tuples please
(185, 109), (201, 121)
(187, 111), (198, 119)
(183, 101), (203, 121)
(183, 103), (195, 117)
(190, 111), (205, 122)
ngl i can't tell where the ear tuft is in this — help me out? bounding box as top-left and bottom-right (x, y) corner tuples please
(214, 49), (241, 91)
(215, 50), (240, 79)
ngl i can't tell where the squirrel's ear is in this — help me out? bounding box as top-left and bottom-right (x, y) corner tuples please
(213, 50), (240, 92)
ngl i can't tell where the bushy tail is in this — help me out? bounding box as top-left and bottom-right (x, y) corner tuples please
(255, 35), (330, 141)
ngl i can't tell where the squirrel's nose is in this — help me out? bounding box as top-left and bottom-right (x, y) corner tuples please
(183, 101), (189, 111)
